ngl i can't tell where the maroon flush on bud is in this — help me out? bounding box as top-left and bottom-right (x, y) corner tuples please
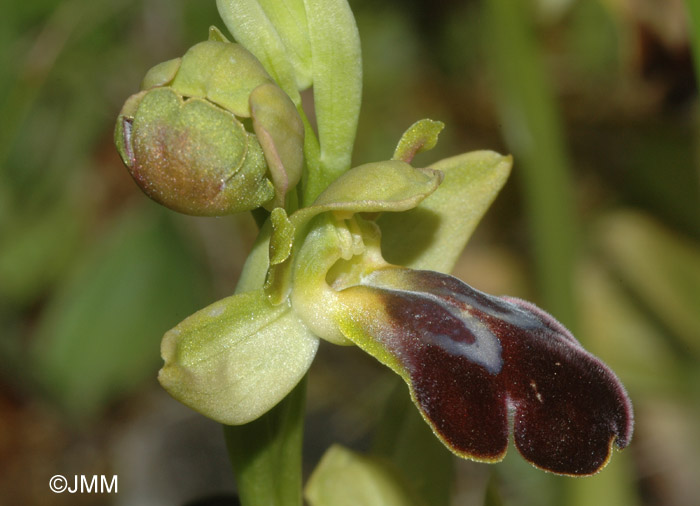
(341, 268), (633, 476)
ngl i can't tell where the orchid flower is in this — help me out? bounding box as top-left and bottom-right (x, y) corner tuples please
(115, 0), (633, 484)
(156, 123), (632, 476)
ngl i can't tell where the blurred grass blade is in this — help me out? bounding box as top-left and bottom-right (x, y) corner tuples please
(598, 211), (700, 356)
(483, 472), (504, 506)
(31, 206), (207, 418)
(0, 197), (86, 306)
(484, 0), (577, 328)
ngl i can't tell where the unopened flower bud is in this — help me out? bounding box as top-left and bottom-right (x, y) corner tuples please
(115, 36), (304, 215)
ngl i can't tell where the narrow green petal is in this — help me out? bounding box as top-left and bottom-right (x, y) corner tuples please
(305, 445), (425, 506)
(379, 151), (512, 273)
(159, 290), (318, 425)
(392, 119), (445, 163)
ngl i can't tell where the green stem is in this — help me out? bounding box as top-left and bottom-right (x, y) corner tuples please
(484, 0), (578, 330)
(223, 376), (307, 506)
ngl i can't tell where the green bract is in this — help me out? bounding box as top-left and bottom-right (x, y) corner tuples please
(115, 30), (304, 215)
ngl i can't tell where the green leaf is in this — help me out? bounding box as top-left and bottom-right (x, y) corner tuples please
(302, 0), (362, 201)
(379, 151), (512, 274)
(373, 379), (454, 506)
(305, 445), (426, 506)
(31, 207), (206, 418)
(224, 377), (307, 506)
(159, 288), (319, 425)
(484, 0), (578, 327)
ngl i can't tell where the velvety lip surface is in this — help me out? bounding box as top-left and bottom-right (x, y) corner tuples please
(355, 268), (634, 476)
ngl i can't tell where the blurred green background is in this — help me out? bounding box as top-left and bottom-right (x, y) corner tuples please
(1, 0), (699, 505)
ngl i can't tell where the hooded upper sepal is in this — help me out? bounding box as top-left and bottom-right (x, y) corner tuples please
(334, 267), (634, 476)
(379, 151), (512, 273)
(158, 289), (319, 425)
(296, 160), (443, 225)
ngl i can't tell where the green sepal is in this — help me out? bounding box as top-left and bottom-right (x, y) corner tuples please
(305, 445), (426, 506)
(392, 119), (445, 163)
(158, 289), (319, 425)
(379, 151), (512, 273)
(223, 0), (313, 90)
(300, 160), (443, 222)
